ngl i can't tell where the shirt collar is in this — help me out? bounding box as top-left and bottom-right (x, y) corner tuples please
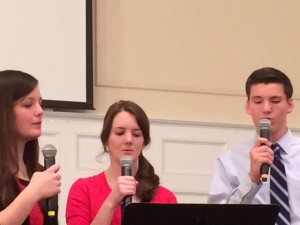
(275, 129), (294, 155)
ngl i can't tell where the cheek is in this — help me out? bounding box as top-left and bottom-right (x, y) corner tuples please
(137, 139), (145, 151)
(246, 104), (262, 117)
(14, 114), (24, 130)
(107, 136), (121, 149)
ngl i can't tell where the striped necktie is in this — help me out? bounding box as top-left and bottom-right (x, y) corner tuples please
(270, 143), (291, 225)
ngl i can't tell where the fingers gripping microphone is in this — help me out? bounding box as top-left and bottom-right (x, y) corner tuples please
(42, 144), (58, 218)
(259, 119), (271, 182)
(120, 156), (133, 214)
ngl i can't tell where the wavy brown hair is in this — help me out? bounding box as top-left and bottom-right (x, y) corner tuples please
(100, 100), (160, 202)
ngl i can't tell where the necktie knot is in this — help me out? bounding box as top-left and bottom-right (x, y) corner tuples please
(271, 143), (282, 159)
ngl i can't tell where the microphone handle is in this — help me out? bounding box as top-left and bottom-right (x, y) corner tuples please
(47, 195), (58, 212)
(260, 163), (269, 182)
(44, 157), (58, 216)
(121, 166), (132, 215)
(259, 128), (270, 182)
(122, 195), (132, 208)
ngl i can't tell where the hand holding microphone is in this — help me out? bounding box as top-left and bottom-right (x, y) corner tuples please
(42, 144), (61, 218)
(258, 119), (272, 182)
(249, 119), (274, 183)
(26, 144), (61, 219)
(120, 156), (133, 215)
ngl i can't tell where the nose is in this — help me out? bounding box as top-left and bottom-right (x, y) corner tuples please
(263, 101), (271, 114)
(35, 102), (44, 116)
(125, 132), (133, 143)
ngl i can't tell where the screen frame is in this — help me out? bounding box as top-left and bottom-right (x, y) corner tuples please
(42, 0), (94, 110)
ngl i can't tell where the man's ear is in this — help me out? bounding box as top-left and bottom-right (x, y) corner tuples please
(245, 100), (251, 115)
(287, 98), (294, 114)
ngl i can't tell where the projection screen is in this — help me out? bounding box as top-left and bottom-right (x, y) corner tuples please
(0, 0), (93, 110)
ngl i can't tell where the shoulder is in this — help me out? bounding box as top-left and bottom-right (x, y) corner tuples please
(289, 131), (300, 144)
(280, 130), (300, 151)
(69, 172), (106, 193)
(152, 186), (177, 203)
(218, 139), (254, 161)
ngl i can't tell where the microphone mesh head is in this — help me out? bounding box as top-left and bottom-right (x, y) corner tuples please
(42, 144), (57, 157)
(259, 119), (271, 130)
(120, 156), (133, 167)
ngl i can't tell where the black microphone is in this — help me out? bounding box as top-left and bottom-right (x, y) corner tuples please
(259, 119), (271, 182)
(42, 144), (58, 218)
(120, 156), (133, 214)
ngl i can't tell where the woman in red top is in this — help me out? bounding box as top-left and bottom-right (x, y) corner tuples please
(0, 70), (61, 225)
(66, 100), (177, 225)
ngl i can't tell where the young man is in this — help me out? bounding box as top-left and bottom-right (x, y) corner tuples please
(207, 67), (300, 225)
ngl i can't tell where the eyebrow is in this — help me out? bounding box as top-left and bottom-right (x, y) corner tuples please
(22, 96), (42, 101)
(113, 127), (141, 131)
(251, 95), (282, 100)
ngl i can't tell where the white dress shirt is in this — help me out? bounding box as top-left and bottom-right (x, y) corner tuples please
(207, 129), (300, 225)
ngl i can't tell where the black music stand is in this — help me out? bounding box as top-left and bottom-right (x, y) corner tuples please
(122, 203), (279, 225)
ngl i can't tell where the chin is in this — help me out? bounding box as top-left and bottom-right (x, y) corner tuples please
(29, 132), (42, 139)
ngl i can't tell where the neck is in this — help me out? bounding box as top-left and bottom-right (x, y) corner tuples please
(270, 127), (288, 143)
(16, 138), (26, 157)
(16, 140), (29, 180)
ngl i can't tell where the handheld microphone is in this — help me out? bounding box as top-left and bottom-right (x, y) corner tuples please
(259, 119), (271, 182)
(42, 144), (58, 218)
(120, 156), (133, 214)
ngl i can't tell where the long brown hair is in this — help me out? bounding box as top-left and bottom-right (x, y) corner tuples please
(100, 100), (160, 202)
(0, 70), (41, 207)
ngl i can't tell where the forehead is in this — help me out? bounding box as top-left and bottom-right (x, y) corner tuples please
(249, 83), (285, 97)
(112, 111), (139, 127)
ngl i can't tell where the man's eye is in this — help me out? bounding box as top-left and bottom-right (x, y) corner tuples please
(272, 100), (281, 104)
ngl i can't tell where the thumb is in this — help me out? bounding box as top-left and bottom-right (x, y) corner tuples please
(46, 163), (60, 173)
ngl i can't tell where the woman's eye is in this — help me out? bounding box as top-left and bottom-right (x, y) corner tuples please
(133, 133), (142, 137)
(23, 104), (32, 108)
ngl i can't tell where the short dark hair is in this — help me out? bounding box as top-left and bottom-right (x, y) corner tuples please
(245, 67), (293, 99)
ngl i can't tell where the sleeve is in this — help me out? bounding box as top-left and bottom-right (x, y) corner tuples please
(166, 189), (177, 203)
(153, 186), (178, 203)
(65, 179), (91, 225)
(207, 156), (262, 204)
